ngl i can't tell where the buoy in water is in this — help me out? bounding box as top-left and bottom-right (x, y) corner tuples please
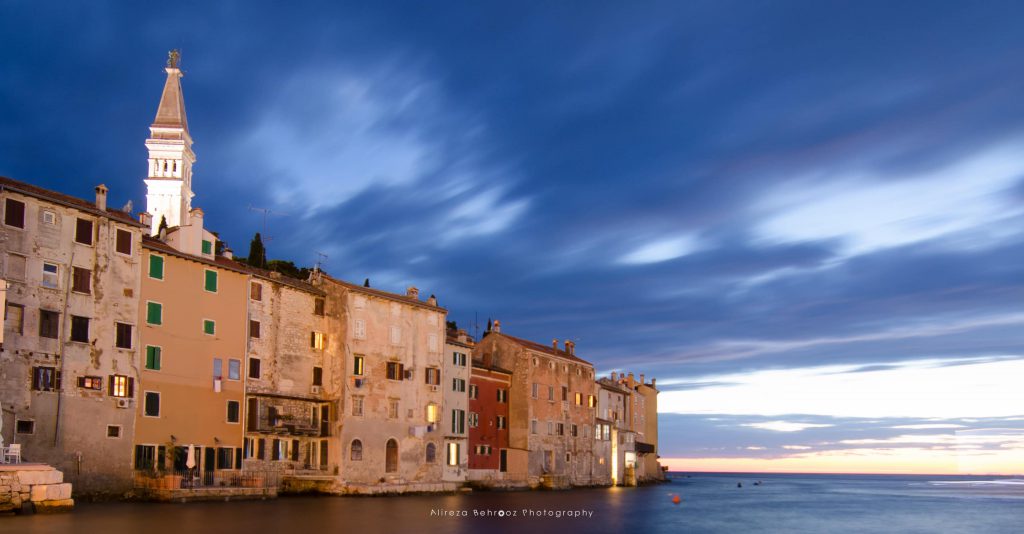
(672, 495), (681, 505)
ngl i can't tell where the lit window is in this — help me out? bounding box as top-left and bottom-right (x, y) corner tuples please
(426, 403), (439, 423)
(310, 331), (325, 350)
(109, 375), (132, 398)
(353, 355), (364, 376)
(447, 443), (460, 466)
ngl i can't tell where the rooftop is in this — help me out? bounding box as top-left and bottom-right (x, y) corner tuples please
(486, 331), (594, 367)
(0, 175), (146, 228)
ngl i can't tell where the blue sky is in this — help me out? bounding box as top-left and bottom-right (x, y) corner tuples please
(3, 1), (1023, 472)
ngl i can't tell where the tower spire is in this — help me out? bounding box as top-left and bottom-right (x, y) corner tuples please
(144, 49), (196, 236)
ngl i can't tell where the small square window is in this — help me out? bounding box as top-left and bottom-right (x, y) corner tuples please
(203, 319), (216, 335)
(77, 375), (103, 390)
(5, 253), (26, 280)
(146, 302), (162, 325)
(74, 218), (94, 245)
(107, 425), (122, 438)
(204, 270), (218, 292)
(144, 391), (160, 417)
(249, 358), (261, 379)
(249, 320), (260, 338)
(202, 239), (213, 255)
(70, 315), (90, 343)
(39, 310), (60, 339)
(314, 298), (325, 316)
(228, 359), (240, 380)
(145, 346), (161, 370)
(15, 420), (34, 434)
(5, 302), (25, 335)
(227, 400), (240, 423)
(42, 262), (59, 289)
(250, 282), (262, 301)
(4, 198), (26, 228)
(148, 254), (164, 280)
(109, 375), (133, 398)
(72, 266), (91, 294)
(116, 322), (133, 349)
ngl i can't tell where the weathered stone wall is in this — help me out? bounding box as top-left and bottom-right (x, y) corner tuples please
(1, 187), (143, 496)
(442, 339), (470, 481)
(0, 465), (74, 514)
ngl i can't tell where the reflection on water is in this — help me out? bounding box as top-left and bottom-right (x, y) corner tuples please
(2, 474), (1023, 534)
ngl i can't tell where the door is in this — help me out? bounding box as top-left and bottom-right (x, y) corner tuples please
(320, 404), (330, 436)
(499, 449), (508, 473)
(204, 447), (215, 485)
(385, 439), (398, 473)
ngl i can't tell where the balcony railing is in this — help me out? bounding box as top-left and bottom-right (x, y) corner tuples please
(133, 469), (279, 490)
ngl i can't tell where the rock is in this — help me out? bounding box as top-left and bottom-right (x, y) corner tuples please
(34, 499), (74, 514)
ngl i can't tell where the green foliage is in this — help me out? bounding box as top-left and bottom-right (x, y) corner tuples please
(247, 232), (267, 269)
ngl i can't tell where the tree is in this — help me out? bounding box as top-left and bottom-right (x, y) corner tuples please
(157, 215), (168, 235)
(247, 232), (267, 269)
(446, 320), (458, 332)
(363, 278), (371, 287)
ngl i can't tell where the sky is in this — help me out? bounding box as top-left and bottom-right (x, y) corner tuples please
(2, 1), (1023, 475)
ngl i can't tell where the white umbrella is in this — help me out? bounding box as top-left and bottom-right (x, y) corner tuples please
(186, 444), (196, 469)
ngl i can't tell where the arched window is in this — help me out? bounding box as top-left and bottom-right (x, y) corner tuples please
(350, 439), (362, 461)
(425, 442), (436, 463)
(385, 439), (398, 473)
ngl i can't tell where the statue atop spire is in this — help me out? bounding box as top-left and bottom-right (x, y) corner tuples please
(167, 49), (181, 69)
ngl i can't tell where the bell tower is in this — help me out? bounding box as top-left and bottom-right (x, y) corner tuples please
(144, 49), (195, 236)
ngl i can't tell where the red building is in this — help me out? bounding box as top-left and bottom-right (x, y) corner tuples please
(468, 358), (512, 472)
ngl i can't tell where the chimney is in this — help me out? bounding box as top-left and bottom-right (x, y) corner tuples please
(139, 212), (153, 227)
(223, 248), (233, 260)
(564, 340), (575, 355)
(190, 207), (204, 233)
(640, 374), (645, 385)
(492, 320), (501, 333)
(95, 184), (108, 211)
(427, 294), (437, 306)
(407, 286), (419, 300)
(628, 372), (634, 383)
(552, 339), (559, 349)
(651, 378), (656, 388)
(609, 371), (615, 380)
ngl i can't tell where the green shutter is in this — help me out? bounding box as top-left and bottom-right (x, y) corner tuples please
(205, 270), (218, 292)
(146, 302), (162, 325)
(149, 254), (164, 279)
(145, 346), (161, 370)
(202, 240), (213, 255)
(203, 320), (215, 335)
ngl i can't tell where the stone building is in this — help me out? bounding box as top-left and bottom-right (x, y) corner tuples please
(0, 176), (146, 495)
(620, 372), (663, 482)
(596, 376), (635, 486)
(243, 269), (338, 476)
(472, 322), (598, 489)
(316, 277), (450, 493)
(442, 329), (472, 483)
(467, 353), (516, 486)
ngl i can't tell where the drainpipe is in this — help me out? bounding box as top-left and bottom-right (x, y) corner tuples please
(53, 250), (76, 447)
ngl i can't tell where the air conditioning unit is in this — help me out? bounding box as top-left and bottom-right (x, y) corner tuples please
(311, 385), (321, 395)
(116, 398), (130, 409)
(429, 385), (438, 392)
(213, 378), (222, 393)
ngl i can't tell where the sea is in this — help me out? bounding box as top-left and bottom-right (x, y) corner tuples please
(2, 472), (1022, 534)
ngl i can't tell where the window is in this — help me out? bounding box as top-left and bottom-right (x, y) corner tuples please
(427, 333), (438, 352)
(72, 266), (91, 294)
(5, 302), (24, 335)
(353, 355), (364, 376)
(5, 253), (26, 280)
(452, 352), (466, 366)
(228, 359), (240, 380)
(562, 386), (568, 402)
(354, 319), (366, 339)
(447, 442), (460, 466)
(144, 391), (160, 416)
(314, 298), (325, 316)
(4, 198), (25, 228)
(203, 319), (216, 335)
(385, 439), (398, 473)
(115, 229), (132, 255)
(250, 282), (262, 301)
(452, 378), (466, 392)
(426, 403), (439, 423)
(107, 425), (122, 438)
(148, 254), (164, 280)
(202, 239), (213, 255)
(116, 322), (133, 349)
(77, 376), (102, 390)
(204, 270), (218, 292)
(388, 399), (399, 419)
(557, 423), (564, 436)
(451, 409), (465, 434)
(426, 443), (436, 463)
(146, 302), (162, 325)
(350, 440), (362, 461)
(497, 416), (507, 430)
(310, 331), (325, 350)
(249, 358), (261, 379)
(42, 262), (59, 289)
(312, 366), (323, 386)
(468, 384), (478, 399)
(575, 392), (583, 406)
(249, 320), (260, 338)
(351, 396), (364, 416)
(217, 447), (233, 469)
(547, 421), (554, 435)
(386, 362), (404, 381)
(213, 358), (223, 379)
(32, 366), (60, 391)
(425, 367), (440, 385)
(531, 383), (539, 399)
(70, 315), (89, 343)
(43, 210), (58, 224)
(571, 424), (578, 437)
(74, 218), (94, 245)
(389, 325), (401, 345)
(39, 310), (60, 339)
(497, 388), (508, 403)
(15, 420), (34, 434)
(588, 395), (596, 408)
(531, 420), (538, 434)
(145, 346), (161, 370)
(109, 375), (133, 397)
(468, 412), (479, 428)
(227, 400), (240, 423)
(548, 386), (554, 401)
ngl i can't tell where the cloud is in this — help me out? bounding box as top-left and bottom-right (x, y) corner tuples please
(618, 235), (700, 265)
(744, 421), (834, 432)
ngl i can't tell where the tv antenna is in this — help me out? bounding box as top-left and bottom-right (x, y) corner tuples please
(248, 206), (289, 242)
(314, 251), (329, 273)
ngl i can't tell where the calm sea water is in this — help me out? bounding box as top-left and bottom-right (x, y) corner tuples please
(2, 473), (1022, 534)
